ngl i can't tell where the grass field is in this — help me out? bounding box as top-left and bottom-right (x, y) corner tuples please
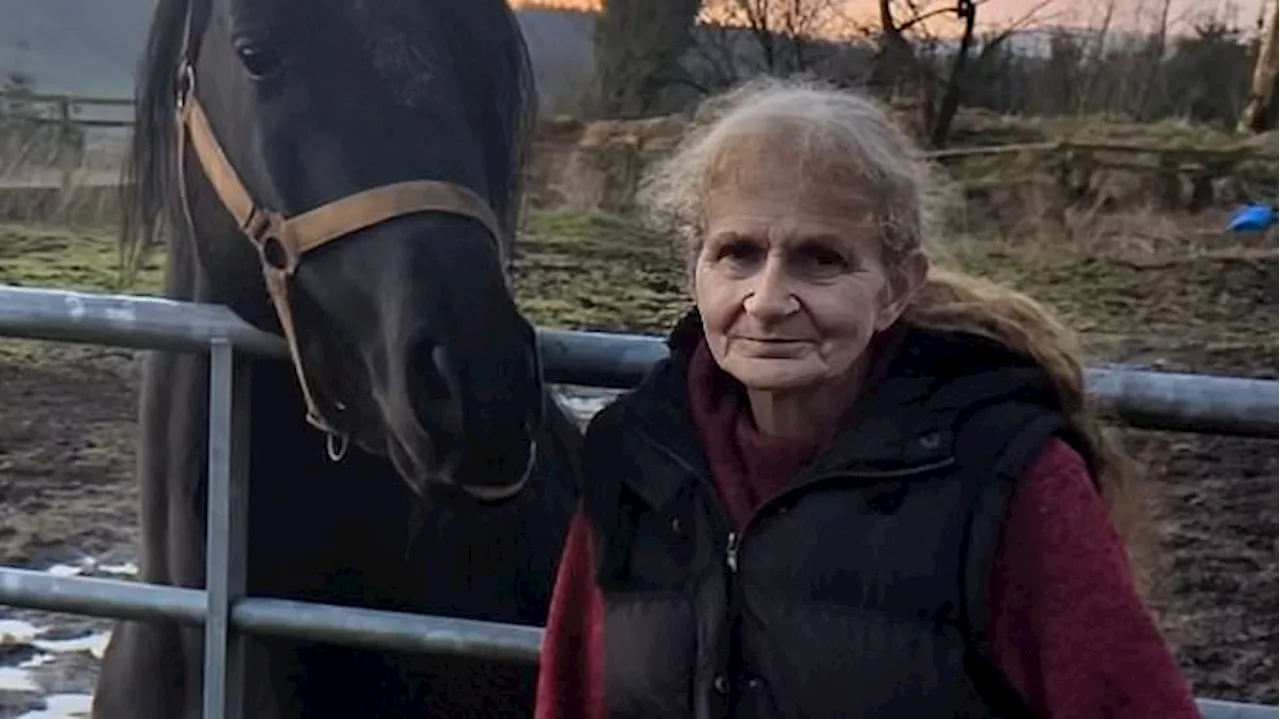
(0, 209), (1276, 711)
(3, 209), (1275, 349)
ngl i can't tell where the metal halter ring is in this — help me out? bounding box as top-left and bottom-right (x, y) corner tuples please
(326, 431), (350, 463)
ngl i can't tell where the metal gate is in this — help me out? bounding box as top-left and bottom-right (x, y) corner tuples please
(1, 283), (1276, 719)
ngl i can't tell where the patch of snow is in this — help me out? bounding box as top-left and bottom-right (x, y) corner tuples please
(0, 619), (41, 643)
(16, 693), (94, 718)
(0, 665), (40, 692)
(33, 633), (110, 660)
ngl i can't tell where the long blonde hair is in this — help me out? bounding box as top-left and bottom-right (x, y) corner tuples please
(635, 76), (1149, 581)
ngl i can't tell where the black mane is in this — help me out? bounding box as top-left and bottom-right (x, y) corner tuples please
(430, 1), (538, 245)
(119, 0), (190, 279)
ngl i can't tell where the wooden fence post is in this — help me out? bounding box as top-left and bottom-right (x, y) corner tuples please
(57, 96), (73, 196)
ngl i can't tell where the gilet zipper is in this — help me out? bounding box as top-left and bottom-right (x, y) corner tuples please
(726, 457), (957, 574)
(625, 408), (956, 702)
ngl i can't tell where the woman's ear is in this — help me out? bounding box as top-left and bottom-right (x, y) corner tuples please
(875, 251), (929, 331)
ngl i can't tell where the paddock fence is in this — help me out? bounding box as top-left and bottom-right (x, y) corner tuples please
(0, 282), (1276, 719)
(3, 90), (1277, 223)
(0, 91), (132, 187)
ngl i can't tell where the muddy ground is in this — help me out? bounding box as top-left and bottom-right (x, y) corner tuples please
(0, 214), (1276, 715)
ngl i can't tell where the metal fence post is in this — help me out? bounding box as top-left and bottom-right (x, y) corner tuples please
(203, 338), (250, 719)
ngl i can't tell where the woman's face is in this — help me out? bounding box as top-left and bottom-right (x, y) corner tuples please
(694, 140), (920, 397)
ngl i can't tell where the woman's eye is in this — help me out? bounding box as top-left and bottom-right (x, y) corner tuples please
(716, 240), (762, 266)
(796, 246), (848, 275)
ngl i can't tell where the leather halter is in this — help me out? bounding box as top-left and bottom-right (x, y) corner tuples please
(172, 7), (508, 456)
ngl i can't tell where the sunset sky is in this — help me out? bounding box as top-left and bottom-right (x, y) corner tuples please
(512, 0), (1270, 36)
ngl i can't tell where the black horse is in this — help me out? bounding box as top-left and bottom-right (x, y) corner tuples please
(91, 1), (581, 716)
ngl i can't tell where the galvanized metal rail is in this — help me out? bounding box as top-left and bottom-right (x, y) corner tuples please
(0, 282), (1276, 718)
(2, 284), (1276, 437)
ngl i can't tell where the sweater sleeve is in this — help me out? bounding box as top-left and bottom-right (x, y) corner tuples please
(535, 509), (607, 719)
(988, 437), (1200, 719)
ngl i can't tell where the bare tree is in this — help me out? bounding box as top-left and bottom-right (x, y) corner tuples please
(693, 0), (853, 83)
(1239, 0), (1278, 132)
(873, 0), (1054, 146)
(1074, 0), (1117, 115)
(591, 0), (703, 119)
(929, 0), (978, 146)
(1130, 0), (1175, 120)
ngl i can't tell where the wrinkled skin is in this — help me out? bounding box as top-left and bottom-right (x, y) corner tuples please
(695, 133), (927, 439)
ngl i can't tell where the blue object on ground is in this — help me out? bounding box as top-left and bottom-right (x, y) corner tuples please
(1226, 204), (1278, 232)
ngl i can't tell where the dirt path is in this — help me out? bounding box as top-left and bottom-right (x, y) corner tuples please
(0, 337), (1275, 717)
(0, 344), (140, 718)
(0, 346), (140, 569)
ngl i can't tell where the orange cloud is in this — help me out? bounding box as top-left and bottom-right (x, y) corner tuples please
(511, 1), (597, 7)
(510, 0), (1268, 36)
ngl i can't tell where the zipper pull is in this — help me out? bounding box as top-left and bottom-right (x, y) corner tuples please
(726, 531), (739, 573)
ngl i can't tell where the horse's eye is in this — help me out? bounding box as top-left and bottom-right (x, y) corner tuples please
(235, 41), (283, 79)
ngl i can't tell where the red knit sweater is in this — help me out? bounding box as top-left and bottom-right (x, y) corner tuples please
(535, 343), (1199, 718)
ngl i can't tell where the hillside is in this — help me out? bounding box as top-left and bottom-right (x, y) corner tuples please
(0, 1), (596, 112)
(0, 0), (155, 97)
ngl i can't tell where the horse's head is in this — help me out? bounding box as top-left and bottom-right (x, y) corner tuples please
(126, 0), (543, 501)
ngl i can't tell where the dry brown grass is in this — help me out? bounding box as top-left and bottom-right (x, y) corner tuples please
(0, 117), (1273, 358)
(933, 184), (1278, 359)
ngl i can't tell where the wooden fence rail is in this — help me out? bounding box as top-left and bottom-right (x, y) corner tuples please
(0, 90), (134, 129)
(3, 91), (1275, 158)
(1, 91), (1275, 222)
(0, 91), (134, 200)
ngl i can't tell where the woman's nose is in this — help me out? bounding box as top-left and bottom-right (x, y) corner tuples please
(743, 258), (799, 319)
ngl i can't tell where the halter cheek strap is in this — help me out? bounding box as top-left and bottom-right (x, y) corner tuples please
(173, 61), (507, 445)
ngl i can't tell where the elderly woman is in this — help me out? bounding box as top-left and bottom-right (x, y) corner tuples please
(536, 78), (1199, 718)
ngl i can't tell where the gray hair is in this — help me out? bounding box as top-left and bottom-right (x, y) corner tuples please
(635, 76), (939, 274)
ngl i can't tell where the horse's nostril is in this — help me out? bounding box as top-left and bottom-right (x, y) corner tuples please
(408, 335), (453, 402)
(406, 334), (463, 450)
